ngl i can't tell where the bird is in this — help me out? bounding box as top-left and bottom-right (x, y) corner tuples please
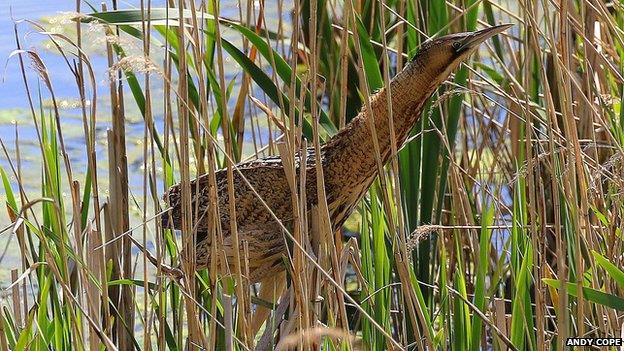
(162, 24), (511, 285)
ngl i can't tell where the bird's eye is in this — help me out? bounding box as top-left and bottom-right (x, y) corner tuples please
(452, 41), (462, 50)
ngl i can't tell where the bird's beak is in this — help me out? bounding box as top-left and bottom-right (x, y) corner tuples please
(458, 23), (513, 52)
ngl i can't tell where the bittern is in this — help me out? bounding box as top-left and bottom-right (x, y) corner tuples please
(163, 24), (511, 283)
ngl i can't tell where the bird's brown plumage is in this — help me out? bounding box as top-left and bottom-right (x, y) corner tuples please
(162, 25), (511, 283)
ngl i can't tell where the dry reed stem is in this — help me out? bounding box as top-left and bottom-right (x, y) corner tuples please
(3, 1), (624, 350)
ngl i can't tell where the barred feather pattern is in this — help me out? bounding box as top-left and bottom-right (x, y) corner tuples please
(163, 32), (473, 282)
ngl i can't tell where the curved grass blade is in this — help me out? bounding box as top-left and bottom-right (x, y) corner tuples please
(221, 22), (337, 135)
(592, 251), (624, 291)
(219, 37), (318, 141)
(81, 9), (281, 40)
(543, 279), (624, 311)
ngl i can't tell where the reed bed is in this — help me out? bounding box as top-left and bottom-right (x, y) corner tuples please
(1, 0), (623, 350)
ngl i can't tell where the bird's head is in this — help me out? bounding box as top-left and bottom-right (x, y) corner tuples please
(409, 24), (512, 84)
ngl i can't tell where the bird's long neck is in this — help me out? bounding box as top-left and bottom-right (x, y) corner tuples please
(322, 57), (444, 197)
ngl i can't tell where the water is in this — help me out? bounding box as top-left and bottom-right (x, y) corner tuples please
(1, 2), (70, 107)
(0, 0), (278, 194)
(0, 0), (286, 277)
(1, 2), (150, 230)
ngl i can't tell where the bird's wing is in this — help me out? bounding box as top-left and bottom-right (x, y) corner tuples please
(162, 150), (319, 238)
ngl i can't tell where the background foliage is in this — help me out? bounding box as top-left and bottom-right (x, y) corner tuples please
(1, 0), (623, 350)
